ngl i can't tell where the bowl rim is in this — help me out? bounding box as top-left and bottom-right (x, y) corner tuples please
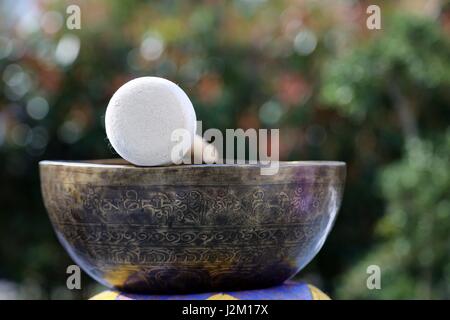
(39, 159), (346, 170)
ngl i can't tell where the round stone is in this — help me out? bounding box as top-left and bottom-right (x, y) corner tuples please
(105, 77), (197, 166)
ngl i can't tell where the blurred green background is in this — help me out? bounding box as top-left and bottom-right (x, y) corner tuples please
(0, 0), (449, 299)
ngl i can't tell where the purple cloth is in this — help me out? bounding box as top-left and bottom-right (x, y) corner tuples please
(115, 281), (315, 300)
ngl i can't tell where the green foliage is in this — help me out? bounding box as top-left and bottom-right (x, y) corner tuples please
(321, 15), (450, 299)
(337, 133), (450, 299)
(321, 15), (450, 123)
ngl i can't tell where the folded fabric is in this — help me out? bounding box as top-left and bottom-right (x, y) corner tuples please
(90, 281), (330, 300)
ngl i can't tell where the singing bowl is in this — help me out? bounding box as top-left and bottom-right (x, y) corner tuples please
(39, 159), (345, 294)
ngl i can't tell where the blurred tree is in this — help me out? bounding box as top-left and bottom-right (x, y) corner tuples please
(1, 0), (449, 299)
(336, 134), (450, 299)
(320, 15), (450, 299)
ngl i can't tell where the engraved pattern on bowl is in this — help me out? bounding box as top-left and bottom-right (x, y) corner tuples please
(39, 160), (346, 294)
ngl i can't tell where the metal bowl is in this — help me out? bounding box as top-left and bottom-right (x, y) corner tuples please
(39, 159), (345, 294)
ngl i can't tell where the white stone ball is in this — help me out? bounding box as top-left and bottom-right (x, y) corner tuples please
(105, 77), (197, 166)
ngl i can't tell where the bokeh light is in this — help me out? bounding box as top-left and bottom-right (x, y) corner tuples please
(54, 34), (80, 66)
(293, 28), (317, 56)
(26, 97), (49, 120)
